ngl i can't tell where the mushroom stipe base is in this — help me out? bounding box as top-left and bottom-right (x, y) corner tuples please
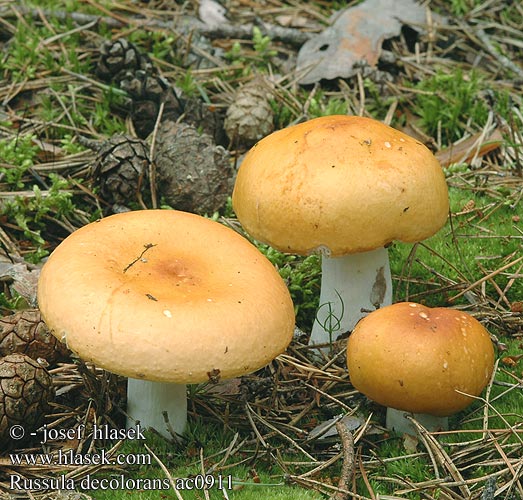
(126, 379), (187, 438)
(309, 247), (393, 346)
(386, 407), (449, 435)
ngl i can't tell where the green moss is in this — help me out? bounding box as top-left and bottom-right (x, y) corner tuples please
(411, 70), (489, 144)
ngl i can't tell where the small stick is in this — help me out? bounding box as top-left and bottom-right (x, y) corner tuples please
(3, 5), (311, 46)
(248, 404), (317, 461)
(329, 421), (354, 500)
(123, 243), (156, 273)
(475, 29), (523, 79)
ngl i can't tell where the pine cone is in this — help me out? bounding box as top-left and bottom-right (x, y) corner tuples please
(120, 70), (183, 138)
(96, 38), (155, 83)
(0, 309), (70, 365)
(154, 121), (233, 215)
(91, 135), (151, 206)
(0, 354), (54, 449)
(224, 76), (274, 148)
(182, 97), (226, 146)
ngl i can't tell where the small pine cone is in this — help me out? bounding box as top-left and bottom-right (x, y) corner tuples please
(0, 309), (70, 365)
(182, 97), (226, 146)
(131, 100), (163, 139)
(154, 121), (233, 215)
(224, 76), (274, 147)
(91, 135), (151, 206)
(120, 69), (170, 103)
(0, 354), (54, 449)
(120, 70), (183, 138)
(96, 38), (155, 83)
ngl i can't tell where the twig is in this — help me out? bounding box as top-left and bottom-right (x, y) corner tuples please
(244, 402), (268, 449)
(357, 447), (376, 500)
(2, 5), (311, 46)
(475, 28), (523, 79)
(329, 421), (355, 500)
(199, 448), (211, 500)
(247, 403), (317, 461)
(122, 243), (156, 273)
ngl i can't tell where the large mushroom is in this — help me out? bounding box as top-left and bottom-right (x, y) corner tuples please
(232, 115), (449, 346)
(347, 302), (495, 433)
(37, 210), (295, 438)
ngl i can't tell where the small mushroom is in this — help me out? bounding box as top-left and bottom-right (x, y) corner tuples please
(346, 302), (495, 433)
(37, 210), (294, 438)
(232, 115), (449, 345)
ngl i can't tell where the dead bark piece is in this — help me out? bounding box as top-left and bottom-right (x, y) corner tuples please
(154, 121), (233, 215)
(0, 261), (40, 308)
(199, 0), (228, 28)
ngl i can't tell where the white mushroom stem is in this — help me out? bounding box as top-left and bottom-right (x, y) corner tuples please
(126, 379), (187, 439)
(309, 246), (392, 346)
(386, 408), (449, 434)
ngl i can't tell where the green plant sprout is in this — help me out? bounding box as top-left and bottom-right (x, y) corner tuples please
(225, 26), (277, 73)
(315, 289), (345, 350)
(307, 94), (348, 118)
(3, 174), (76, 262)
(252, 26), (278, 61)
(0, 134), (39, 189)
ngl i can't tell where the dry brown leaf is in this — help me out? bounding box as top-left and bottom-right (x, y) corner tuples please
(510, 301), (523, 312)
(308, 414), (364, 441)
(296, 0), (427, 84)
(500, 354), (523, 367)
(204, 377), (241, 395)
(403, 432), (419, 453)
(436, 128), (504, 167)
(511, 302), (523, 312)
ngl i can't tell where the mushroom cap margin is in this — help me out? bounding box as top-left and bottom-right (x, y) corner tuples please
(232, 115), (449, 256)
